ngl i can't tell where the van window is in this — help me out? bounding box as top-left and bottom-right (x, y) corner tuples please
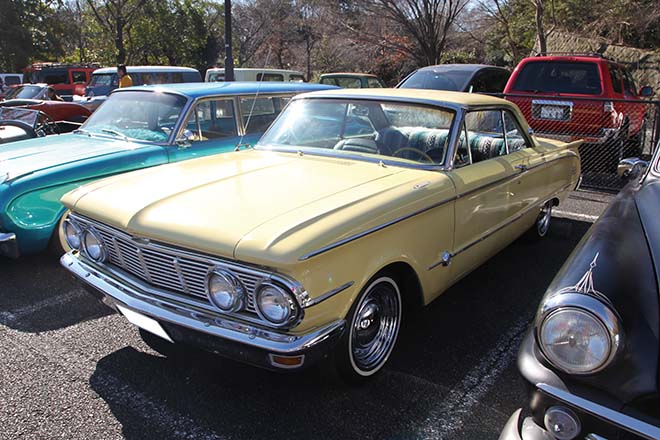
(4, 76), (21, 86)
(182, 72), (201, 82)
(289, 74), (305, 82)
(256, 73), (284, 82)
(89, 73), (116, 87)
(141, 73), (155, 85)
(72, 71), (87, 84)
(208, 72), (224, 82)
(171, 73), (184, 83)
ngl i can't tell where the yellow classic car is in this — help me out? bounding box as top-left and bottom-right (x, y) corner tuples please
(59, 89), (581, 382)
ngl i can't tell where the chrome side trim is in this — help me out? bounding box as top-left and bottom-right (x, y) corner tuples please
(428, 182), (573, 270)
(537, 383), (660, 440)
(61, 252), (345, 353)
(303, 281), (355, 308)
(299, 154), (577, 262)
(298, 195), (457, 261)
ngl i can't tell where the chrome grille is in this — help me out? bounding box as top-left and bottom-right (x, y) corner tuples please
(72, 215), (262, 315)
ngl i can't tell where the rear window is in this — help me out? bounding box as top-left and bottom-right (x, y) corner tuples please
(511, 61), (602, 95)
(4, 76), (21, 85)
(398, 69), (474, 91)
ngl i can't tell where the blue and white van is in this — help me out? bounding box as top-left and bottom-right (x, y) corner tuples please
(85, 66), (201, 98)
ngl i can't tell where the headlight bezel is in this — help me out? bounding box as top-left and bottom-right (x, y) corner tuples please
(255, 281), (301, 328)
(535, 292), (623, 375)
(63, 217), (83, 250)
(81, 227), (108, 262)
(206, 267), (246, 313)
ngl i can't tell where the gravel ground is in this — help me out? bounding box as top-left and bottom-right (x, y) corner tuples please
(0, 190), (613, 440)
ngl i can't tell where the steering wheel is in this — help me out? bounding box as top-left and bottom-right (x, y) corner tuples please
(391, 147), (434, 163)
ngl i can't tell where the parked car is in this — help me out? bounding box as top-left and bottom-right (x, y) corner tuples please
(0, 108), (62, 144)
(205, 68), (305, 82)
(0, 82), (334, 259)
(25, 62), (100, 100)
(59, 89), (581, 382)
(85, 66), (202, 100)
(319, 73), (386, 88)
(504, 53), (654, 157)
(0, 73), (23, 99)
(1, 83), (51, 102)
(397, 64), (510, 93)
(499, 147), (660, 440)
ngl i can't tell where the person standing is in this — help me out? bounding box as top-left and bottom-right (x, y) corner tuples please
(117, 65), (133, 88)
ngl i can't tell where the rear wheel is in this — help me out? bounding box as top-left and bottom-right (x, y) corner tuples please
(334, 274), (402, 384)
(526, 201), (553, 241)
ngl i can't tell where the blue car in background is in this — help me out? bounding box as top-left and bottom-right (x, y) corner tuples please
(0, 82), (336, 258)
(85, 66), (202, 99)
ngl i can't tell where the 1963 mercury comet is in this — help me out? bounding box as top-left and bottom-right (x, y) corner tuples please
(60, 89), (581, 381)
(0, 82), (333, 258)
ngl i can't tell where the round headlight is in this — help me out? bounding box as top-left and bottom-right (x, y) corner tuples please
(82, 228), (106, 262)
(63, 219), (82, 250)
(207, 269), (244, 312)
(256, 283), (297, 326)
(539, 308), (612, 374)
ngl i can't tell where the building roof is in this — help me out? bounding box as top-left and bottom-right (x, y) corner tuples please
(116, 82), (337, 99)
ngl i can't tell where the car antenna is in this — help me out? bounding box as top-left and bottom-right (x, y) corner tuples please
(236, 46), (272, 151)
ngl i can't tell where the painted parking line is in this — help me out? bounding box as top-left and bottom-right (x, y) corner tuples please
(0, 290), (85, 324)
(553, 210), (599, 223)
(416, 318), (530, 439)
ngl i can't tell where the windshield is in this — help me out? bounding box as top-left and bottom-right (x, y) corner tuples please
(5, 85), (44, 100)
(0, 108), (39, 127)
(88, 73), (117, 87)
(511, 61), (602, 95)
(81, 90), (187, 142)
(258, 98), (455, 166)
(398, 69), (473, 91)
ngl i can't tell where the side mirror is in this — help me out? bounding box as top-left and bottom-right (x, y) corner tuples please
(639, 86), (654, 97)
(617, 157), (648, 179)
(175, 129), (195, 148)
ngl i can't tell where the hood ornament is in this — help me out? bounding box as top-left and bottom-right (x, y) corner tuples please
(557, 253), (602, 296)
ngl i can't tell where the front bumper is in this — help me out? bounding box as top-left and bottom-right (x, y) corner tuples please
(0, 232), (19, 258)
(501, 330), (660, 440)
(61, 252), (346, 370)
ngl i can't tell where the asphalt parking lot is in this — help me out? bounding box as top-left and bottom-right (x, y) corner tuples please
(0, 190), (613, 440)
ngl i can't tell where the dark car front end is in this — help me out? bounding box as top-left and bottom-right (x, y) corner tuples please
(501, 151), (660, 440)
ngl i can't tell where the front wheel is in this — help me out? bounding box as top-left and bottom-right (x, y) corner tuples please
(334, 275), (402, 384)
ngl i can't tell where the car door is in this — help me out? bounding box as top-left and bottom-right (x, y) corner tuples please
(168, 97), (243, 162)
(445, 108), (523, 281)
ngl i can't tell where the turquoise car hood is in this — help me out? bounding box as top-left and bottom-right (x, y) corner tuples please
(0, 133), (150, 183)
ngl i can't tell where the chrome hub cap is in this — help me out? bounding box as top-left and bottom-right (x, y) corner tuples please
(350, 277), (401, 375)
(537, 203), (552, 237)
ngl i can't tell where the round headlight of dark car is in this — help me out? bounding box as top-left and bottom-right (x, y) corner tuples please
(82, 228), (107, 262)
(63, 218), (83, 250)
(256, 282), (298, 326)
(207, 269), (245, 313)
(537, 292), (622, 375)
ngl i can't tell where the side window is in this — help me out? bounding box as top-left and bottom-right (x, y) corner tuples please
(256, 73), (284, 82)
(464, 110), (507, 163)
(72, 71), (87, 83)
(337, 77), (362, 88)
(502, 111), (530, 152)
(469, 72), (488, 93)
(454, 120), (471, 167)
(367, 78), (383, 88)
(155, 73), (169, 84)
(241, 96), (281, 134)
(183, 99), (237, 142)
(622, 69), (637, 96)
(171, 73), (184, 83)
(289, 74), (305, 82)
(608, 65), (623, 94)
(141, 73), (155, 85)
(5, 76), (20, 85)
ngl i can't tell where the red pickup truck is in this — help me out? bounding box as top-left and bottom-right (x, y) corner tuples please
(504, 53), (653, 157)
(24, 63), (101, 100)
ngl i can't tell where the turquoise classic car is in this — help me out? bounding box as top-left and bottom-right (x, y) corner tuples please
(0, 82), (334, 258)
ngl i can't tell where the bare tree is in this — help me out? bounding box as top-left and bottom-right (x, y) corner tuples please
(529, 0), (556, 54)
(85, 0), (148, 63)
(360, 0), (469, 66)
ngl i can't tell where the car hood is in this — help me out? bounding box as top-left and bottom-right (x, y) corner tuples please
(64, 150), (437, 266)
(0, 133), (146, 183)
(634, 177), (660, 291)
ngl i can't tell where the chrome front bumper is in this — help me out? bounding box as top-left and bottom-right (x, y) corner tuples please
(0, 232), (19, 259)
(61, 252), (346, 370)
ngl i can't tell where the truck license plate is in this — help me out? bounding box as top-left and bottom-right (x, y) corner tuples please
(540, 105), (566, 120)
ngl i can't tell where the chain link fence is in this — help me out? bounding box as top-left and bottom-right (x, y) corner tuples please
(503, 94), (660, 192)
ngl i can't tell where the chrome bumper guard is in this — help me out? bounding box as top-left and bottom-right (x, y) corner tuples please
(0, 232), (19, 259)
(61, 252), (346, 369)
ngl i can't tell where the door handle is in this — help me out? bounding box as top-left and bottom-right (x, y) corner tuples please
(516, 164), (528, 172)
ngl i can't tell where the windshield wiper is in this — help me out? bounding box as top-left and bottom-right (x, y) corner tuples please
(101, 128), (129, 142)
(73, 128), (92, 136)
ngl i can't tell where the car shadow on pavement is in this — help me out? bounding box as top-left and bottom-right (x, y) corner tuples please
(88, 217), (592, 440)
(0, 253), (113, 333)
